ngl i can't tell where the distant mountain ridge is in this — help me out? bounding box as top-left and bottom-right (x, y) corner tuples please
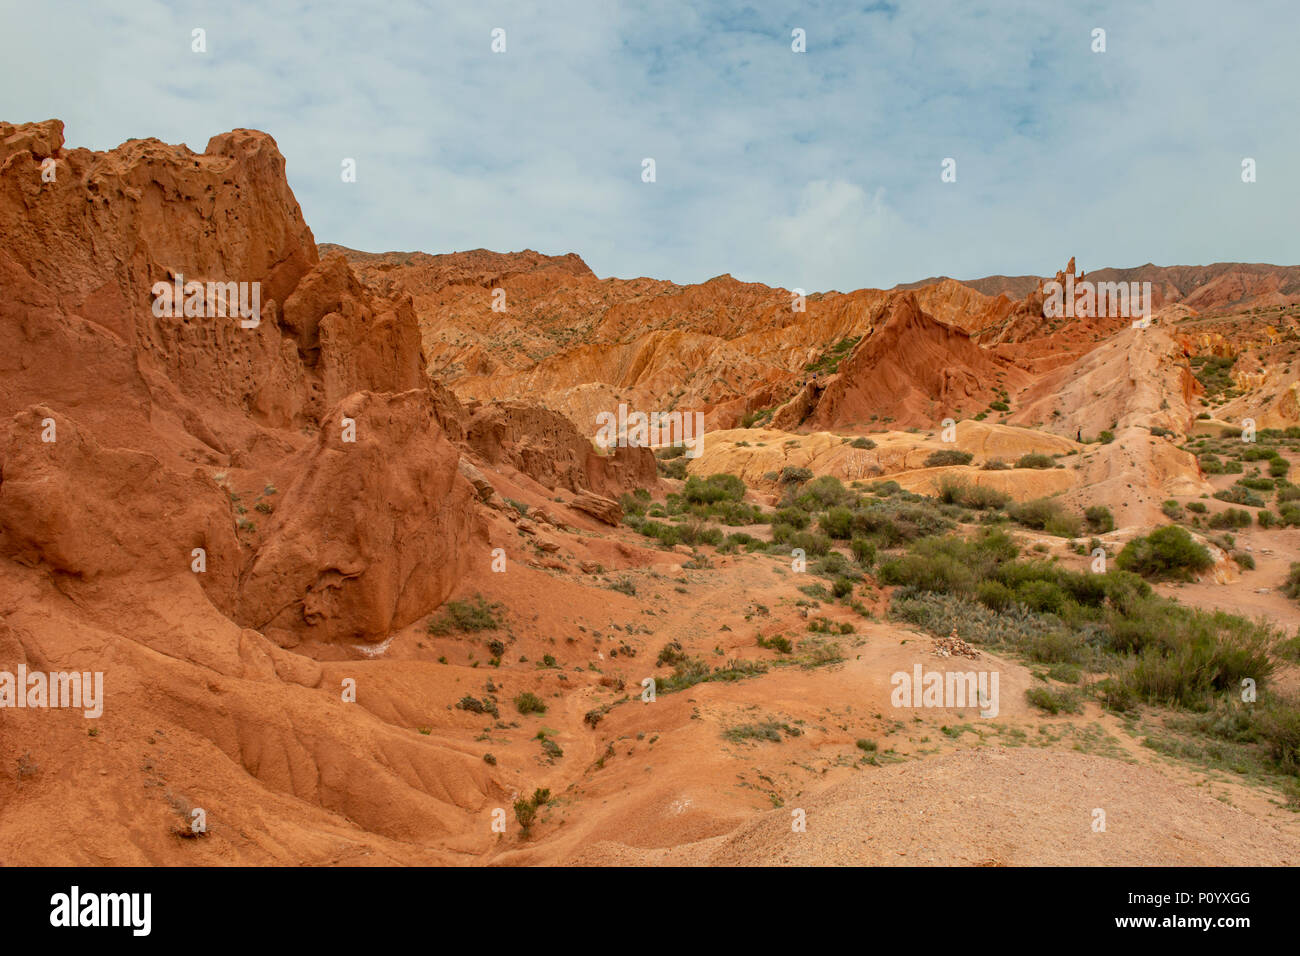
(898, 262), (1300, 313)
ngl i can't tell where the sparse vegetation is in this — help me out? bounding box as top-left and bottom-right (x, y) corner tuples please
(1189, 354), (1238, 400)
(723, 720), (802, 743)
(513, 787), (552, 832)
(804, 336), (861, 376)
(427, 595), (505, 635)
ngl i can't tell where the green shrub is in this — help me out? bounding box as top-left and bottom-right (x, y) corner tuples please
(456, 695), (500, 718)
(1084, 505), (1115, 533)
(876, 530), (1019, 597)
(513, 787), (552, 830)
(657, 641), (687, 666)
(1015, 579), (1069, 614)
(1214, 485), (1264, 508)
(770, 523), (798, 545)
(1283, 564), (1300, 601)
(757, 634), (793, 654)
(1007, 497), (1060, 530)
(981, 458), (1011, 471)
(935, 475), (969, 505)
(819, 506), (855, 539)
(1241, 446), (1276, 462)
(1208, 508), (1252, 530)
(658, 457), (687, 479)
(1255, 697), (1300, 774)
(1115, 526), (1212, 581)
(878, 551), (975, 594)
(675, 517), (722, 547)
(1016, 453), (1055, 469)
(772, 507), (810, 529)
(637, 519), (682, 547)
(814, 552), (856, 578)
(851, 437), (876, 449)
(513, 691), (547, 715)
(962, 484), (1012, 510)
(683, 473), (746, 505)
(427, 595), (505, 635)
(1277, 484), (1300, 504)
(1190, 355), (1237, 399)
(779, 466), (814, 485)
(1044, 512), (1082, 537)
(1026, 685), (1082, 715)
(1186, 501), (1208, 513)
(850, 499), (954, 546)
(849, 538), (877, 565)
(788, 530), (832, 556)
(619, 491), (648, 516)
(924, 449), (974, 468)
(1094, 677), (1136, 713)
(976, 579), (1015, 612)
(1125, 634), (1271, 708)
(1009, 497), (1077, 536)
(799, 475), (854, 509)
(723, 720), (801, 743)
(937, 476), (1010, 510)
(1257, 509), (1277, 528)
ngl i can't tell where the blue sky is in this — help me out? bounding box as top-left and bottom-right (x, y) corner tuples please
(2, 0), (1297, 290)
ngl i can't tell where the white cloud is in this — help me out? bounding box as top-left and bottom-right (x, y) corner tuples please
(767, 180), (904, 290)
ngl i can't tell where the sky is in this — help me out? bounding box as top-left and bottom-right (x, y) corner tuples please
(2, 0), (1297, 291)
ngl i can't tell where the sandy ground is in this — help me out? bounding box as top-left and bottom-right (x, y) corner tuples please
(568, 747), (1300, 866)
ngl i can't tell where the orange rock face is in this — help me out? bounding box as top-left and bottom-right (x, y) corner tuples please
(333, 245), (1035, 435)
(0, 120), (656, 650)
(344, 248), (1288, 439)
(236, 390), (479, 646)
(0, 119), (463, 642)
(0, 404), (242, 615)
(800, 292), (1030, 429)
